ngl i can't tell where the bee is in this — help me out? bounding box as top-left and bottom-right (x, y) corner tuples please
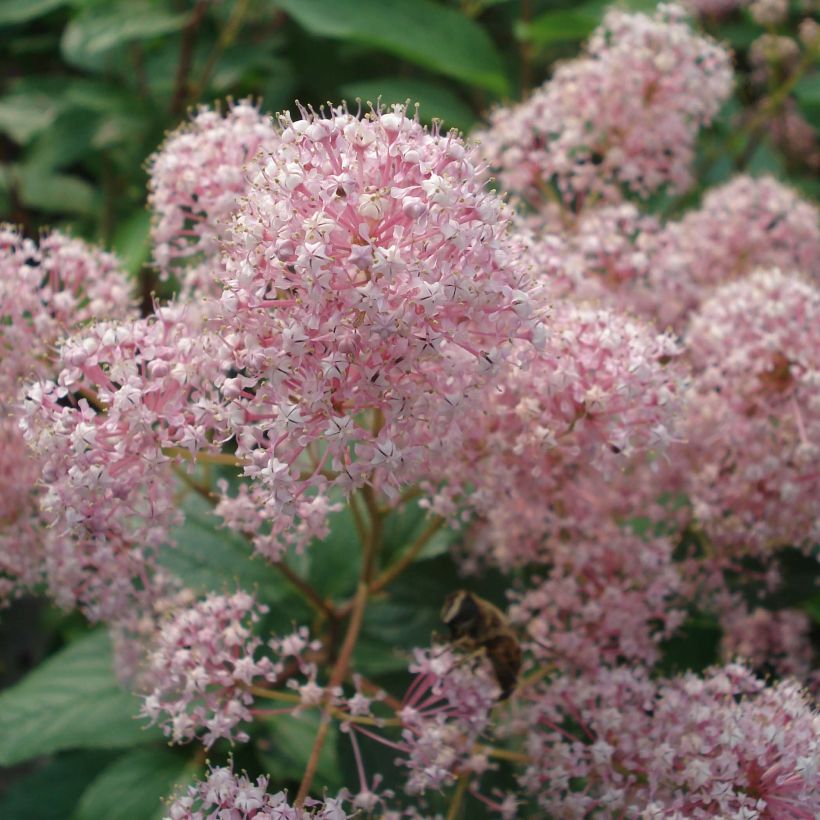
(440, 590), (522, 700)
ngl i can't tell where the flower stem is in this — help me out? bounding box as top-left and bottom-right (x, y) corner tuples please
(294, 580), (370, 807)
(446, 773), (470, 820)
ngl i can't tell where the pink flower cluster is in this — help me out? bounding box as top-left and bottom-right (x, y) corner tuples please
(0, 226), (135, 608)
(429, 304), (686, 567)
(165, 760), (349, 820)
(395, 646), (499, 795)
(649, 175), (820, 328)
(509, 527), (684, 672)
(149, 99), (279, 293)
(477, 3), (733, 204)
(140, 591), (312, 747)
(522, 665), (819, 817)
(20, 304), (224, 620)
(212, 103), (541, 559)
(0, 226), (134, 395)
(523, 203), (662, 314)
(720, 604), (816, 685)
(682, 268), (820, 554)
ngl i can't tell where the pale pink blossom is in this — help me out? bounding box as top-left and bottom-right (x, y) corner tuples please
(720, 604), (816, 685)
(0, 413), (44, 605)
(428, 304), (687, 568)
(648, 176), (820, 328)
(0, 226), (134, 395)
(148, 99), (279, 293)
(395, 646), (499, 795)
(683, 269), (820, 554)
(20, 304), (226, 621)
(476, 4), (732, 205)
(213, 102), (542, 560)
(140, 591), (311, 747)
(164, 759), (350, 819)
(521, 665), (819, 817)
(509, 527), (684, 673)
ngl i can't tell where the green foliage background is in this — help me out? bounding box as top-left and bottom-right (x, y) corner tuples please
(0, 1), (817, 818)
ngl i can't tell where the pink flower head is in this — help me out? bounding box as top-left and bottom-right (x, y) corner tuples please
(20, 304), (226, 621)
(649, 175), (820, 328)
(149, 99), (279, 293)
(139, 591), (301, 747)
(0, 226), (135, 396)
(476, 3), (733, 205)
(522, 665), (820, 817)
(522, 203), (662, 313)
(214, 102), (542, 560)
(164, 758), (346, 819)
(720, 605), (816, 685)
(428, 304), (686, 568)
(683, 269), (820, 554)
(397, 646), (499, 795)
(509, 527), (684, 673)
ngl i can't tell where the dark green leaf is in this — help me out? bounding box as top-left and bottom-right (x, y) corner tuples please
(305, 502), (361, 598)
(159, 493), (288, 603)
(0, 751), (113, 820)
(518, 9), (598, 45)
(73, 747), (198, 820)
(0, 0), (68, 25)
(257, 712), (342, 791)
(657, 614), (721, 676)
(0, 630), (160, 766)
(16, 164), (97, 216)
(340, 77), (476, 132)
(276, 0), (509, 95)
(113, 209), (152, 277)
(0, 94), (60, 144)
(61, 3), (190, 71)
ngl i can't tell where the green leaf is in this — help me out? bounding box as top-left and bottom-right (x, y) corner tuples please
(657, 614), (721, 676)
(113, 209), (152, 277)
(794, 73), (820, 106)
(276, 0), (509, 95)
(339, 77), (476, 132)
(794, 72), (820, 129)
(73, 747), (198, 820)
(0, 94), (60, 144)
(0, 630), (159, 766)
(258, 712), (342, 791)
(518, 9), (598, 45)
(0, 0), (68, 25)
(305, 502), (361, 598)
(61, 2), (190, 71)
(159, 493), (287, 603)
(0, 751), (113, 820)
(803, 594), (820, 625)
(18, 167), (97, 216)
